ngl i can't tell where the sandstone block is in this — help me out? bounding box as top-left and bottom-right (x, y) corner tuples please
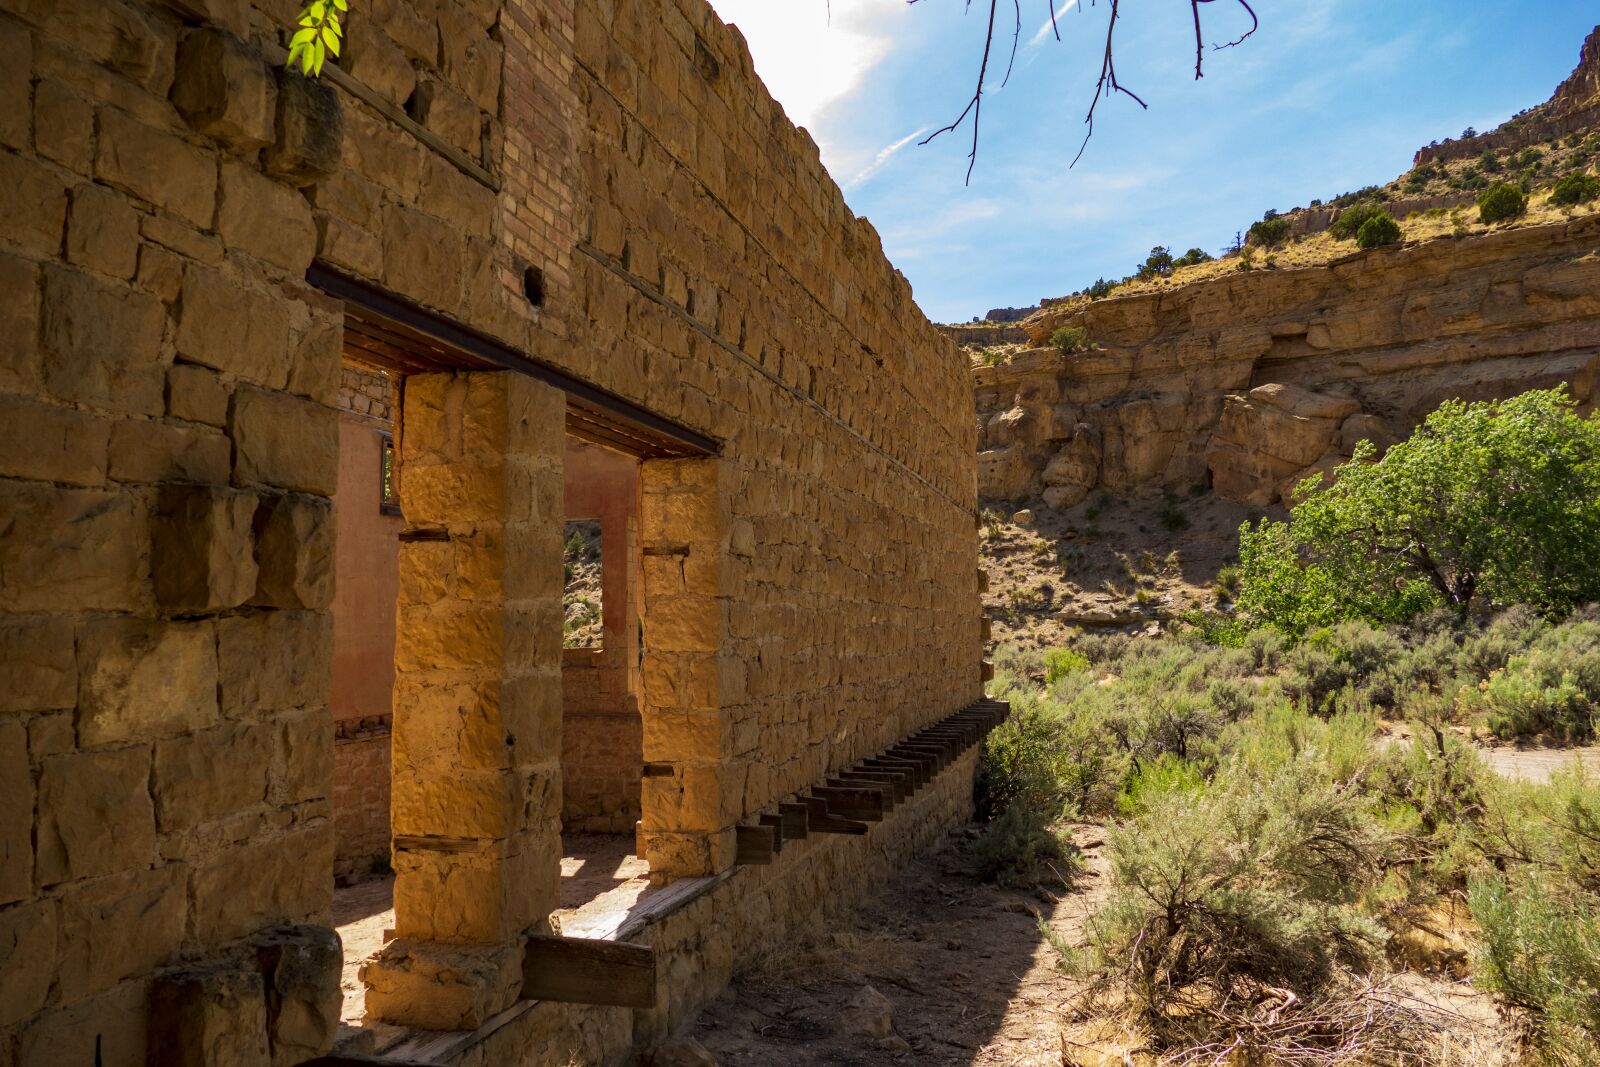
(217, 161), (316, 272)
(95, 107), (217, 228)
(0, 616), (76, 714)
(264, 72), (343, 187)
(251, 925), (342, 1067)
(1340, 412), (1397, 455)
(65, 183), (140, 279)
(14, 978), (148, 1067)
(0, 252), (40, 394)
(151, 484), (260, 613)
(41, 264), (166, 415)
(36, 746), (157, 885)
(0, 898), (55, 1027)
(218, 611), (330, 717)
(140, 211), (224, 263)
(170, 28), (275, 151)
(287, 310), (342, 405)
(57, 864), (185, 997)
(0, 720), (32, 905)
(361, 939), (521, 1030)
(148, 964), (272, 1067)
(163, 0), (252, 35)
(252, 494), (334, 609)
(437, 2), (501, 111)
(0, 20), (29, 150)
(271, 708), (332, 806)
(343, 16), (415, 105)
(646, 596), (723, 653)
(175, 265), (293, 389)
(33, 79), (95, 174)
(390, 767), (518, 840)
(231, 387), (338, 493)
(371, 0), (438, 63)
(154, 723), (271, 831)
(190, 825), (330, 944)
(413, 75), (480, 157)
(312, 211), (383, 277)
(167, 362), (230, 426)
(382, 202), (466, 313)
(0, 394), (110, 487)
(1249, 382), (1361, 421)
(108, 419), (232, 484)
(77, 617), (219, 745)
(0, 150), (67, 256)
(0, 484), (144, 612)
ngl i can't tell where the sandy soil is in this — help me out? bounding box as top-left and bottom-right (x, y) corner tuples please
(689, 825), (1109, 1066)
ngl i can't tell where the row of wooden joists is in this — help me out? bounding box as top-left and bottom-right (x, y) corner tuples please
(733, 698), (1012, 866)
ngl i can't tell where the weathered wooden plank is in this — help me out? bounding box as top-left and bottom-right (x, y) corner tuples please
(522, 934), (656, 1009)
(813, 785), (885, 821)
(830, 775), (897, 809)
(801, 794), (870, 834)
(758, 813), (787, 852)
(778, 802), (811, 840)
(736, 823), (775, 865)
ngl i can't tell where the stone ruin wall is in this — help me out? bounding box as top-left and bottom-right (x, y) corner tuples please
(976, 216), (1600, 509)
(0, 0), (979, 1060)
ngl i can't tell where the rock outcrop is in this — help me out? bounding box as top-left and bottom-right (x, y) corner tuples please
(975, 216), (1600, 506)
(1416, 25), (1600, 166)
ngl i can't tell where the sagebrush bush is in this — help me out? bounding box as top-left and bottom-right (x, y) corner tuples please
(1044, 647), (1090, 685)
(1478, 181), (1527, 223)
(1468, 654), (1595, 742)
(1470, 873), (1600, 1063)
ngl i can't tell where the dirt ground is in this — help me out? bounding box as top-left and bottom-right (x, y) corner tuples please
(688, 825), (1108, 1066)
(685, 824), (1506, 1066)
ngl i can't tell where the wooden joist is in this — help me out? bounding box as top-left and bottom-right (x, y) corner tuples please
(522, 933), (656, 1009)
(726, 699), (1011, 865)
(736, 824), (776, 864)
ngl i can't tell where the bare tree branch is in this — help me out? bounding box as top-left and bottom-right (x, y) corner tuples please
(910, 0), (1259, 182)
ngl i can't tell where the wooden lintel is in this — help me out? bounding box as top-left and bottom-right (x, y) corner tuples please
(843, 768), (908, 801)
(522, 933), (656, 1009)
(830, 775), (898, 809)
(736, 823), (775, 865)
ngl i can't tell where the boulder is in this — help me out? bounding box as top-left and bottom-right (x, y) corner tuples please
(839, 984), (894, 1039)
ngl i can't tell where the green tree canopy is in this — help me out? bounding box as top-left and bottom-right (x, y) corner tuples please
(1238, 388), (1600, 636)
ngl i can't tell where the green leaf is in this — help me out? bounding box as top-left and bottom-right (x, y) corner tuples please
(309, 1), (326, 19)
(290, 26), (316, 45)
(322, 26), (340, 54)
(313, 46), (326, 76)
(332, 0), (348, 8)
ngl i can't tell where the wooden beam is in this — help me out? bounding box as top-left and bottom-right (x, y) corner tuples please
(736, 824), (775, 865)
(841, 768), (908, 802)
(829, 775), (897, 810)
(812, 785), (885, 822)
(758, 813), (787, 853)
(522, 934), (656, 1009)
(800, 795), (869, 835)
(777, 802), (811, 840)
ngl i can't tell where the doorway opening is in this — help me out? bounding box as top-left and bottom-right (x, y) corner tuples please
(555, 437), (652, 932)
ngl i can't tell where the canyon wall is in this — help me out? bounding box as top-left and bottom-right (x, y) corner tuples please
(976, 216), (1600, 508)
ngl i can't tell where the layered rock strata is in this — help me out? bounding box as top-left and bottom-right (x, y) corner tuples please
(976, 216), (1600, 507)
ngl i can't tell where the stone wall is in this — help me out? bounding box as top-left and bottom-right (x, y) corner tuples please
(978, 217), (1600, 508)
(0, 0), (980, 1056)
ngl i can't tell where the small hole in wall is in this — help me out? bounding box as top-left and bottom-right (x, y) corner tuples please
(686, 289), (697, 317)
(523, 266), (545, 308)
(403, 85), (426, 123)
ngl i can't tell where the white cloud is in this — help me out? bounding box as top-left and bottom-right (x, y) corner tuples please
(1029, 0), (1079, 47)
(846, 127), (931, 190)
(705, 0), (902, 136)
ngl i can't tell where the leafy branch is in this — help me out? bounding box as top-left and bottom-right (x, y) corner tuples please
(287, 0), (346, 77)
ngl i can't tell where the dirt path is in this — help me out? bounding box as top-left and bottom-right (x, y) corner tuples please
(688, 826), (1111, 1066)
(1479, 743), (1600, 783)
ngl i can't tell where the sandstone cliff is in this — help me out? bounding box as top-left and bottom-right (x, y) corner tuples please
(975, 216), (1600, 508)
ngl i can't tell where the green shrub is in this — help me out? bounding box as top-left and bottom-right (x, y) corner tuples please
(1470, 874), (1600, 1062)
(972, 804), (1077, 887)
(1470, 653), (1596, 742)
(1238, 389), (1600, 634)
(1044, 647), (1090, 685)
(1478, 181), (1528, 223)
(1355, 212), (1402, 248)
(1247, 216), (1291, 248)
(1066, 752), (1390, 1034)
(1049, 325), (1093, 354)
(1330, 201), (1389, 240)
(1552, 171), (1600, 206)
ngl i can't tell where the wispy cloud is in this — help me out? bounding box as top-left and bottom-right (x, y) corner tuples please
(1029, 0), (1079, 47)
(846, 127), (931, 190)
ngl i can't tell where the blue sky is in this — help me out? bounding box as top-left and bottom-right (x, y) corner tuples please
(705, 1), (1598, 323)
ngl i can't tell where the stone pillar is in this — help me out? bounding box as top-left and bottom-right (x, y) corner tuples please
(636, 457), (736, 879)
(361, 371), (565, 1030)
